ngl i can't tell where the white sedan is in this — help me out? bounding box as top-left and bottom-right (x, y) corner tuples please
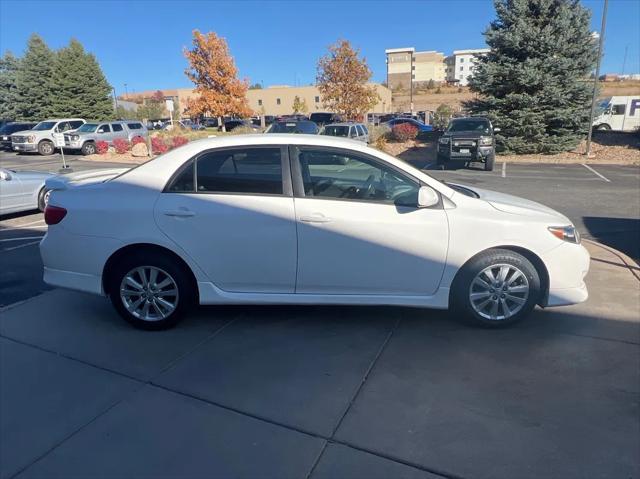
(40, 135), (589, 330)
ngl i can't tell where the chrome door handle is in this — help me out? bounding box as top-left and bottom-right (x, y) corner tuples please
(163, 209), (195, 217)
(300, 214), (330, 223)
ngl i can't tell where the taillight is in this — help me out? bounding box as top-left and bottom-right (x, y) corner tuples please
(44, 205), (67, 225)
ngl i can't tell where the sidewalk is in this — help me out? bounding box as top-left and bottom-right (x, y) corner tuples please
(1, 242), (638, 479)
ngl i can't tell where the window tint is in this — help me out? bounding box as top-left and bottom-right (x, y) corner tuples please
(112, 123), (124, 132)
(69, 120), (84, 129)
(168, 161), (195, 192)
(97, 124), (111, 133)
(296, 148), (419, 206)
(127, 123), (143, 130)
(55, 122), (71, 133)
(356, 125), (365, 136)
(362, 124), (369, 134)
(195, 147), (282, 195)
(322, 125), (349, 137)
(612, 104), (625, 115)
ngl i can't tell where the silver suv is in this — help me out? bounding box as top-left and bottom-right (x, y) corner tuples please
(11, 118), (85, 155)
(65, 120), (149, 155)
(320, 122), (369, 143)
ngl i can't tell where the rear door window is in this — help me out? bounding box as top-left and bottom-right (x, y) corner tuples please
(112, 123), (124, 132)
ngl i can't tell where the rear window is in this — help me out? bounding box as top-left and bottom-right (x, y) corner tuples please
(322, 125), (349, 137)
(267, 121), (318, 134)
(127, 123), (143, 130)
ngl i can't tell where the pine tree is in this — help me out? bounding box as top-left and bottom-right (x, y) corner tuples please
(0, 52), (21, 119)
(14, 34), (56, 120)
(50, 39), (113, 120)
(465, 0), (597, 154)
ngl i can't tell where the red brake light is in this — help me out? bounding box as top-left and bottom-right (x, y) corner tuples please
(44, 205), (67, 225)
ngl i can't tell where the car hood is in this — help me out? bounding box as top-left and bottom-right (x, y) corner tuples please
(9, 170), (54, 181)
(11, 130), (38, 137)
(443, 131), (487, 138)
(451, 183), (571, 223)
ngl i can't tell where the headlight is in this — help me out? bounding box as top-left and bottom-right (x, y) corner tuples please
(27, 135), (36, 143)
(438, 137), (450, 144)
(548, 225), (581, 244)
(479, 136), (493, 146)
(70, 134), (79, 140)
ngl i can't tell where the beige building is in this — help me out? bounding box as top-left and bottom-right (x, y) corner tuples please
(124, 83), (392, 117)
(385, 48), (446, 92)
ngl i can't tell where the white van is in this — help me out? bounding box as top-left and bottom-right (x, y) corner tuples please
(593, 96), (640, 132)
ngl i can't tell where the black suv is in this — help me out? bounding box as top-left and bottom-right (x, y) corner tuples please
(437, 117), (499, 171)
(0, 121), (37, 149)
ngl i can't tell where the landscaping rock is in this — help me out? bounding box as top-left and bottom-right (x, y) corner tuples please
(131, 143), (149, 157)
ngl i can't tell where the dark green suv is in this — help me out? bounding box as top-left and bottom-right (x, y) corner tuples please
(437, 117), (499, 171)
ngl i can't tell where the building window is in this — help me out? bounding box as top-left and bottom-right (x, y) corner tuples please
(315, 96), (320, 103)
(276, 98), (281, 105)
(411, 74), (415, 79)
(412, 65), (415, 70)
(460, 66), (464, 71)
(258, 99), (262, 106)
(460, 58), (465, 63)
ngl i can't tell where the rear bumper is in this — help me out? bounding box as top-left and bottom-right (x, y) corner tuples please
(43, 267), (104, 295)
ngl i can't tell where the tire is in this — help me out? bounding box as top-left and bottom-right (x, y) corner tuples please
(38, 140), (54, 156)
(596, 124), (611, 131)
(37, 187), (50, 212)
(81, 142), (96, 155)
(107, 251), (195, 330)
(450, 248), (541, 328)
(484, 154), (495, 171)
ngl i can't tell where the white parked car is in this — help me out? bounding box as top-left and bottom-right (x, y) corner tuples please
(40, 135), (589, 330)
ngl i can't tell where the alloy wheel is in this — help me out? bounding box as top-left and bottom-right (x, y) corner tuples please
(469, 263), (529, 321)
(119, 266), (179, 321)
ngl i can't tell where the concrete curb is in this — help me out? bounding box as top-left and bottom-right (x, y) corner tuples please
(583, 238), (640, 282)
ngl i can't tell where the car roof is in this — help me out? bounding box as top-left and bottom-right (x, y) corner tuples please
(324, 122), (363, 127)
(451, 116), (489, 122)
(40, 118), (85, 123)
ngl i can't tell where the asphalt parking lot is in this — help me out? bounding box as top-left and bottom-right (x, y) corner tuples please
(1, 152), (639, 478)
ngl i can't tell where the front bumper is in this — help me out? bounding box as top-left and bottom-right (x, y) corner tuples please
(12, 143), (37, 152)
(64, 140), (83, 149)
(542, 242), (590, 307)
(438, 142), (493, 160)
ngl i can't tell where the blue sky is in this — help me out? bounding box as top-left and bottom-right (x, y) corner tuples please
(1, 0), (638, 96)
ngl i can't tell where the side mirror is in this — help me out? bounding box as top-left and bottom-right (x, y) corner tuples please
(418, 186), (439, 208)
(493, 127), (501, 133)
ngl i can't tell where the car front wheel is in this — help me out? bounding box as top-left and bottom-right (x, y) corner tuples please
(484, 154), (495, 171)
(108, 252), (194, 330)
(81, 142), (96, 155)
(38, 140), (54, 156)
(451, 249), (541, 327)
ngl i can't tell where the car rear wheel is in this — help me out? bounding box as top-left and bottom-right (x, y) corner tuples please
(81, 142), (96, 155)
(37, 187), (50, 211)
(596, 124), (611, 131)
(451, 249), (540, 327)
(38, 140), (54, 156)
(108, 252), (195, 330)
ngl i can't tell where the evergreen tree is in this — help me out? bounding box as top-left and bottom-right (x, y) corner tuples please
(0, 51), (21, 119)
(14, 34), (55, 120)
(465, 0), (597, 154)
(50, 39), (113, 120)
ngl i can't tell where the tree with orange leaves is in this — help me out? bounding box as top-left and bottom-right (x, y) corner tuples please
(316, 40), (379, 121)
(184, 30), (252, 130)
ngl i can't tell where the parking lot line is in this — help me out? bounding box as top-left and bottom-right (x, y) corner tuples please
(501, 161), (506, 178)
(0, 236), (44, 243)
(2, 240), (41, 252)
(5, 219), (46, 228)
(581, 163), (611, 182)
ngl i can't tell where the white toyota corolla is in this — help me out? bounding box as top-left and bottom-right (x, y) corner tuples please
(40, 134), (589, 330)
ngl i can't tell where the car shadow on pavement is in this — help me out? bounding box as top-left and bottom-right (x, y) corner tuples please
(582, 216), (640, 261)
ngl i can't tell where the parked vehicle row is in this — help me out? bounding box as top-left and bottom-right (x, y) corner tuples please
(64, 121), (148, 155)
(11, 118), (85, 155)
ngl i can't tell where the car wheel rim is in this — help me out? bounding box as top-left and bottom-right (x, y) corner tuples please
(43, 144), (52, 154)
(469, 264), (529, 321)
(120, 266), (179, 321)
(43, 189), (51, 206)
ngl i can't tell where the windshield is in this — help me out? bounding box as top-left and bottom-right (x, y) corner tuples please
(32, 121), (57, 131)
(322, 125), (349, 137)
(595, 97), (611, 116)
(447, 119), (490, 134)
(266, 121), (319, 134)
(77, 123), (98, 132)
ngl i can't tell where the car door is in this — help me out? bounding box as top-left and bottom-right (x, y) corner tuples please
(291, 146), (449, 295)
(154, 145), (297, 293)
(97, 123), (112, 143)
(0, 169), (26, 213)
(111, 123), (127, 140)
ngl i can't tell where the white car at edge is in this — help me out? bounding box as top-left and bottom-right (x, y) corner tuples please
(40, 134), (589, 330)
